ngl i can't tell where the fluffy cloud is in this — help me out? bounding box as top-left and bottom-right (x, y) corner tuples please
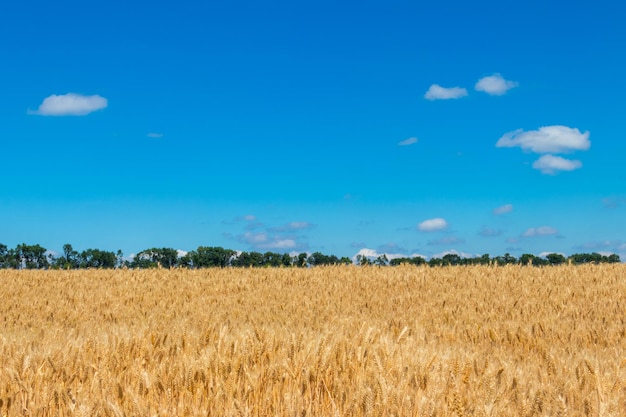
(532, 155), (582, 174)
(30, 93), (108, 116)
(398, 137), (418, 146)
(424, 84), (468, 100)
(496, 126), (590, 154)
(522, 226), (558, 237)
(475, 73), (518, 95)
(493, 204), (513, 215)
(418, 218), (448, 232)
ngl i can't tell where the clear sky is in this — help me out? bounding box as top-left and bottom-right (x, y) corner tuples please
(1, 0), (625, 260)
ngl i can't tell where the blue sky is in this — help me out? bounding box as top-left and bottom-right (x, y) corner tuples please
(1, 0), (625, 260)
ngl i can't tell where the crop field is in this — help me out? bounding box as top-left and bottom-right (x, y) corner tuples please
(1, 265), (625, 416)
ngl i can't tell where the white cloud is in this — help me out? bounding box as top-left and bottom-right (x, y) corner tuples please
(418, 218), (448, 232)
(398, 137), (418, 146)
(30, 93), (108, 116)
(424, 84), (468, 100)
(496, 125), (590, 154)
(475, 73), (518, 95)
(147, 133), (164, 138)
(241, 232), (297, 250)
(532, 154), (582, 174)
(243, 232), (268, 244)
(493, 204), (513, 215)
(522, 226), (558, 237)
(176, 249), (188, 257)
(243, 215), (256, 221)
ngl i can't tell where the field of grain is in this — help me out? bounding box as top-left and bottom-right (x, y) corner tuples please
(1, 265), (625, 416)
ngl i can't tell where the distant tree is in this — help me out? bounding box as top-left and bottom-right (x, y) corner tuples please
(188, 246), (236, 268)
(479, 254), (491, 265)
(374, 254), (389, 266)
(263, 252), (283, 267)
(356, 254), (371, 266)
(339, 256), (353, 265)
(607, 254), (620, 263)
(15, 243), (49, 269)
(389, 257), (411, 266)
(52, 243), (80, 269)
(79, 249), (117, 268)
(132, 248), (179, 268)
(116, 250), (125, 268)
(296, 252), (309, 267)
(232, 251), (265, 267)
(0, 243), (7, 268)
(546, 253), (566, 265)
(442, 253), (462, 266)
(494, 253), (517, 266)
(428, 258), (442, 267)
(309, 252), (341, 266)
(281, 253), (293, 267)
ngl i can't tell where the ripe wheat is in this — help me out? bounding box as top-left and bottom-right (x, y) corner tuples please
(0, 265), (625, 416)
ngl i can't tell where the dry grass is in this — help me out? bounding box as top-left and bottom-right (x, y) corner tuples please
(1, 265), (626, 416)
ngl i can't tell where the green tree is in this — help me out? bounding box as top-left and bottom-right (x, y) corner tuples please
(374, 254), (389, 266)
(132, 248), (180, 268)
(15, 243), (49, 269)
(0, 243), (7, 268)
(442, 253), (462, 266)
(546, 253), (566, 265)
(188, 246), (236, 268)
(79, 249), (117, 268)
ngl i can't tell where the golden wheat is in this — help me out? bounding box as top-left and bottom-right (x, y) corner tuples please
(0, 264), (625, 416)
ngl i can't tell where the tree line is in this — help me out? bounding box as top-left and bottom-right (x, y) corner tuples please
(0, 242), (620, 269)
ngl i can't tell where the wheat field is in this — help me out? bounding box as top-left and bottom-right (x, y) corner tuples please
(0, 265), (625, 416)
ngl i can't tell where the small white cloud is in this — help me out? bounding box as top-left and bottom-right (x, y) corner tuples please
(496, 125), (590, 154)
(493, 204), (513, 215)
(522, 226), (558, 237)
(176, 249), (188, 257)
(243, 232), (268, 244)
(418, 218), (448, 232)
(424, 84), (468, 100)
(147, 133), (164, 138)
(532, 154), (582, 174)
(30, 93), (108, 116)
(243, 215), (256, 221)
(475, 73), (518, 95)
(398, 137), (418, 146)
